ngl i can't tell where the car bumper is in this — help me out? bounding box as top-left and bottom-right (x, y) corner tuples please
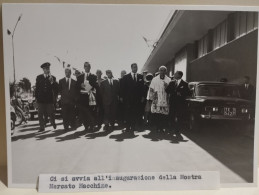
(200, 114), (251, 120)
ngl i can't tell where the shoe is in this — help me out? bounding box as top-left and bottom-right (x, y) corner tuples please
(38, 128), (44, 132)
(88, 125), (94, 132)
(103, 125), (109, 131)
(53, 124), (57, 129)
(109, 125), (114, 131)
(124, 126), (131, 132)
(131, 126), (136, 132)
(72, 126), (77, 131)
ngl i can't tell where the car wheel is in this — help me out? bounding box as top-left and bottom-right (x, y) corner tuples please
(189, 114), (200, 131)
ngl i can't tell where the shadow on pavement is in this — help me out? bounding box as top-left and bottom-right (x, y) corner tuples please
(19, 123), (39, 132)
(12, 129), (50, 141)
(142, 130), (188, 144)
(55, 130), (86, 142)
(35, 129), (67, 140)
(85, 129), (113, 139)
(109, 131), (139, 142)
(181, 121), (254, 183)
(18, 122), (63, 133)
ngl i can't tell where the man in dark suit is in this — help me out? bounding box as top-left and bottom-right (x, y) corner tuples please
(35, 62), (58, 132)
(76, 62), (97, 132)
(165, 71), (190, 133)
(241, 76), (255, 101)
(59, 66), (77, 131)
(121, 63), (145, 133)
(100, 70), (120, 130)
(95, 69), (105, 128)
(117, 70), (127, 126)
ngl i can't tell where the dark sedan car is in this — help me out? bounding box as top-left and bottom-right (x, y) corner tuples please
(186, 81), (254, 130)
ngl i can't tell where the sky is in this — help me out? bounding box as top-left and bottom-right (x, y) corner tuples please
(3, 4), (174, 85)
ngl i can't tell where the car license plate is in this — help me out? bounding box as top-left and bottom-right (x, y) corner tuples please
(224, 107), (236, 116)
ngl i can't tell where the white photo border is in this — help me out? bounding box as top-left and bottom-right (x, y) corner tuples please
(2, 3), (259, 189)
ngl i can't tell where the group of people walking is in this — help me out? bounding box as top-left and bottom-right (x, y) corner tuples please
(35, 61), (190, 135)
(35, 61), (255, 136)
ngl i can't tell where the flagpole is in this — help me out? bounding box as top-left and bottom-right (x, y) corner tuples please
(7, 14), (22, 98)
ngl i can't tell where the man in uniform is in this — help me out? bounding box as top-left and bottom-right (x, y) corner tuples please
(35, 62), (58, 132)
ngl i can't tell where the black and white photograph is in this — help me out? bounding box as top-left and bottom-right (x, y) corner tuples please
(2, 3), (258, 188)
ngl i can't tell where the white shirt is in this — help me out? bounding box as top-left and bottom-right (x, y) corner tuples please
(84, 72), (90, 80)
(245, 84), (249, 89)
(108, 78), (113, 85)
(66, 77), (71, 90)
(176, 79), (182, 86)
(131, 72), (137, 81)
(44, 74), (54, 84)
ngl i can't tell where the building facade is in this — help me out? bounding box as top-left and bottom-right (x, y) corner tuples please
(142, 10), (258, 86)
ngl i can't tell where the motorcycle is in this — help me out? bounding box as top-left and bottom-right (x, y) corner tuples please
(22, 96), (35, 120)
(10, 104), (16, 135)
(11, 97), (29, 126)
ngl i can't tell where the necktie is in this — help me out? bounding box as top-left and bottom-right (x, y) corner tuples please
(134, 74), (136, 82)
(86, 73), (88, 80)
(110, 79), (113, 87)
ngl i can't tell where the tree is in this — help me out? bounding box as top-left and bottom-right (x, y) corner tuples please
(18, 77), (31, 92)
(9, 82), (15, 97)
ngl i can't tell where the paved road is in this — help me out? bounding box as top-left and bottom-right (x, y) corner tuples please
(11, 119), (254, 185)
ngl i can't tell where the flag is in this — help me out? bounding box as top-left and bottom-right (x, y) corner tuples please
(54, 56), (61, 63)
(18, 14), (22, 21)
(142, 36), (148, 43)
(142, 35), (157, 48)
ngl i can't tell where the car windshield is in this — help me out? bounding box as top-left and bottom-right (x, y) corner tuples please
(195, 84), (241, 98)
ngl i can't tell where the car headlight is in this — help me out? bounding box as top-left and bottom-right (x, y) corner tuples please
(241, 108), (248, 113)
(212, 107), (218, 112)
(205, 106), (218, 112)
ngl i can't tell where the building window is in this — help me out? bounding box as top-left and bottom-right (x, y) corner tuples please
(232, 12), (258, 39)
(197, 35), (208, 58)
(213, 20), (228, 50)
(174, 49), (187, 81)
